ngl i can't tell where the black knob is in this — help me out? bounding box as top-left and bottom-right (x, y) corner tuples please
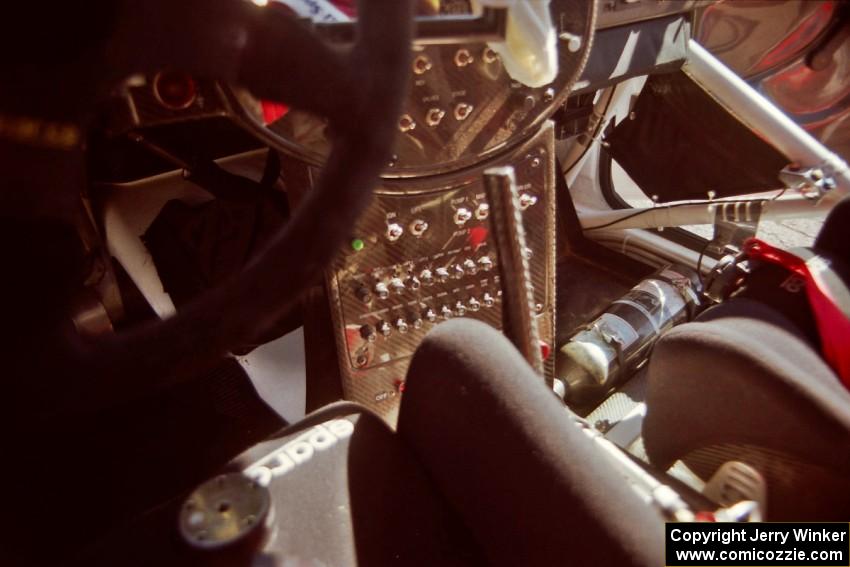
(360, 325), (377, 342)
(355, 286), (372, 303)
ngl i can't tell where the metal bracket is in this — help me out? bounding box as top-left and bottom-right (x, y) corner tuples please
(707, 200), (763, 256)
(779, 164), (838, 200)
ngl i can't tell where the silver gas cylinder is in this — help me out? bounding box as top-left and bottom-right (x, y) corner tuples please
(557, 264), (701, 404)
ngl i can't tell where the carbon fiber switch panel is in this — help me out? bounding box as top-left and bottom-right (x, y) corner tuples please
(327, 123), (556, 424)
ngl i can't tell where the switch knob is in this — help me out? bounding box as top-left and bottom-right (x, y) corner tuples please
(360, 325), (377, 342)
(519, 193), (538, 210)
(419, 269), (434, 285)
(454, 300), (467, 317)
(478, 256), (493, 271)
(454, 103), (473, 121)
(355, 286), (372, 303)
(413, 54), (432, 74)
(378, 321), (392, 337)
(423, 307), (438, 322)
(389, 278), (405, 294)
(463, 259), (478, 275)
(398, 114), (416, 133)
(454, 48), (473, 67)
(435, 267), (450, 282)
(395, 318), (409, 334)
(468, 297), (481, 312)
(374, 282), (389, 300)
(426, 108), (445, 127)
(410, 219), (429, 237)
(386, 223), (404, 241)
(454, 207), (472, 225)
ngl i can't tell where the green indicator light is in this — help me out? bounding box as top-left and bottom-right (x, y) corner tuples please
(351, 238), (365, 252)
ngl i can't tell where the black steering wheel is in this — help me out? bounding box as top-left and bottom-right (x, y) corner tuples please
(9, 0), (413, 414)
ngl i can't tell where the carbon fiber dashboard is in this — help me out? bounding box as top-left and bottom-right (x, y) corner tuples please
(328, 123), (556, 423)
(229, 0), (596, 177)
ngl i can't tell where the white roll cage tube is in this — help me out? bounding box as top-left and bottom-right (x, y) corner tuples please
(578, 39), (849, 233)
(581, 194), (832, 232)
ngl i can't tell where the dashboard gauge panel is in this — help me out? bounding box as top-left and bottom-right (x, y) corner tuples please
(226, 0), (595, 177)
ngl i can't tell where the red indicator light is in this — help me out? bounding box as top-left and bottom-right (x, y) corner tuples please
(539, 340), (552, 361)
(261, 101), (289, 124)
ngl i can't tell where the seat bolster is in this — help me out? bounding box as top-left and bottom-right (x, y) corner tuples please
(400, 319), (666, 567)
(643, 299), (850, 472)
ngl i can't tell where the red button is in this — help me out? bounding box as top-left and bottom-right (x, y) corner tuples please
(539, 340), (551, 361)
(468, 226), (488, 249)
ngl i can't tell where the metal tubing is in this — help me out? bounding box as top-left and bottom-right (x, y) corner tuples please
(581, 195), (831, 231)
(685, 40), (850, 205)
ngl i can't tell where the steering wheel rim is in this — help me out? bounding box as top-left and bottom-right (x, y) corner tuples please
(63, 0), (414, 412)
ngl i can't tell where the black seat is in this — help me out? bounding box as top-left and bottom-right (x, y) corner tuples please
(83, 320), (666, 566)
(84, 402), (485, 566)
(643, 199), (850, 520)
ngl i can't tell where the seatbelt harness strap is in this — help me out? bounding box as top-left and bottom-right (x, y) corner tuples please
(744, 238), (850, 387)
